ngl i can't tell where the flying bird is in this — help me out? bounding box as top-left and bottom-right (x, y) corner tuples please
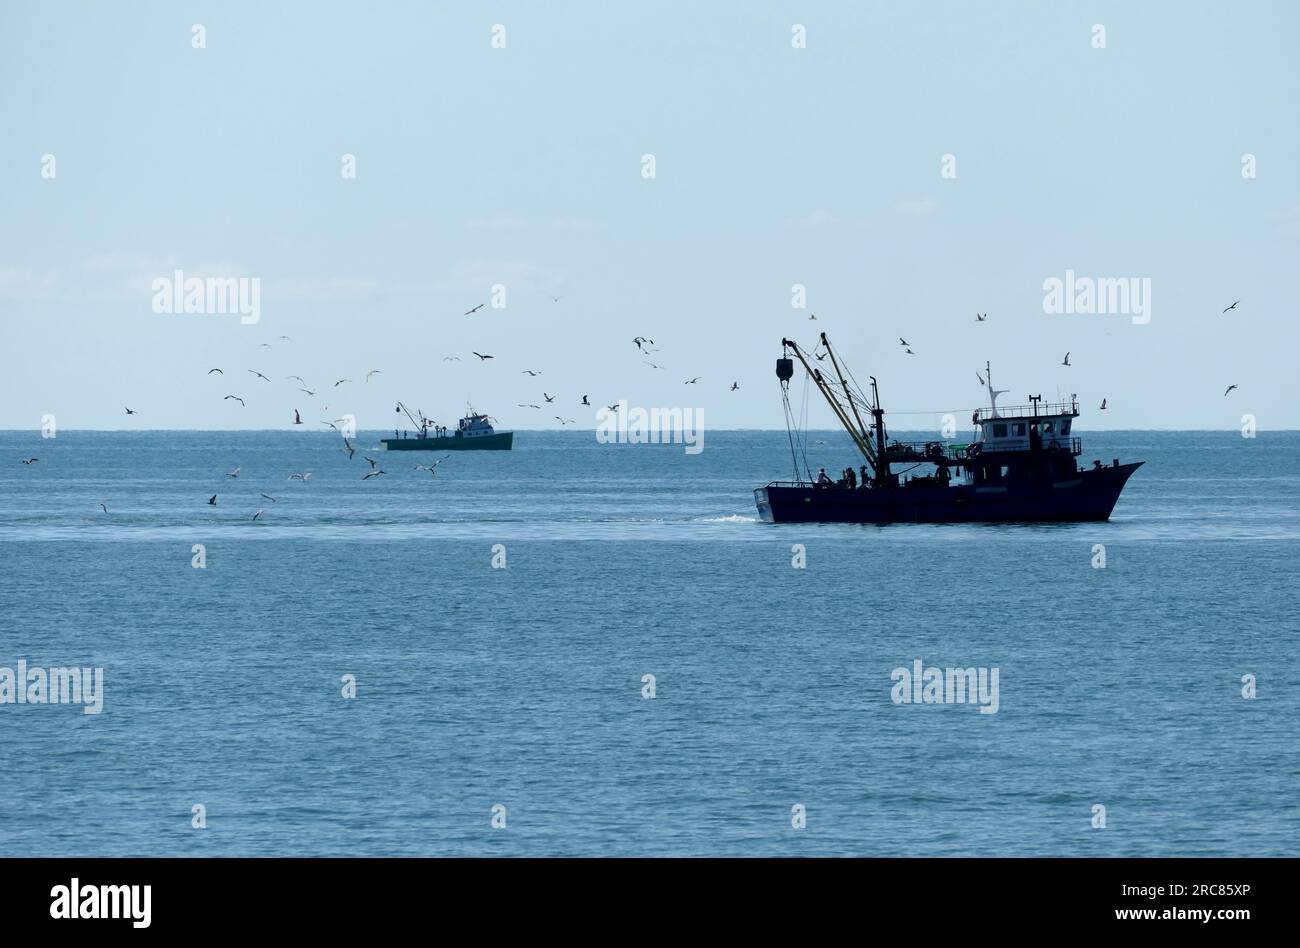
(248, 370), (271, 382)
(976, 313), (987, 322)
(293, 409), (302, 425)
(125, 407), (137, 415)
(472, 352), (494, 361)
(1222, 300), (1240, 314)
(517, 403), (540, 409)
(285, 375), (306, 384)
(556, 417), (575, 424)
(464, 303), (485, 316)
(224, 395), (245, 406)
(260, 493), (278, 503)
(1224, 384), (1238, 396)
(899, 338), (908, 347)
(207, 368), (223, 375)
(685, 377), (701, 385)
(580, 395), (590, 406)
(442, 356), (461, 362)
(364, 456), (380, 470)
(21, 457), (39, 464)
(543, 393), (556, 403)
(252, 509), (264, 521)
(606, 403), (620, 412)
(522, 370), (542, 376)
(730, 382), (739, 391)
(644, 361), (666, 370)
(1099, 398), (1107, 410)
(342, 437), (356, 459)
(905, 348), (915, 355)
(366, 370), (381, 382)
(207, 494), (217, 505)
(288, 472), (312, 480)
(550, 295), (562, 303)
(334, 379), (349, 387)
(299, 388), (316, 396)
(98, 503), (108, 513)
(227, 466), (240, 478)
(1061, 352), (1070, 366)
(976, 371), (985, 386)
(808, 313), (817, 320)
(362, 469), (386, 480)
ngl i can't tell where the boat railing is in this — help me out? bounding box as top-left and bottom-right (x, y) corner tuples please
(948, 437), (1082, 459)
(973, 401), (1078, 422)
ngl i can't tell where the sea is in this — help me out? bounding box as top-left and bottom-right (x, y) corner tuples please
(1, 429), (1297, 856)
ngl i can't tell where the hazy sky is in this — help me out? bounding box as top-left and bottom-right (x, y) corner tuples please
(2, 1), (1297, 431)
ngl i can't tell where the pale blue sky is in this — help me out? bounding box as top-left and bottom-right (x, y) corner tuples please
(2, 1), (1297, 431)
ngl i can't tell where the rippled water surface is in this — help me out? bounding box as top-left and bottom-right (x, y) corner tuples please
(1, 429), (1297, 855)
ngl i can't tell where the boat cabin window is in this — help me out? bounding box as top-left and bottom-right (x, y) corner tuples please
(1000, 466), (1009, 478)
(1059, 419), (1071, 435)
(992, 423), (1007, 438)
(1041, 421), (1054, 434)
(1011, 423), (1025, 436)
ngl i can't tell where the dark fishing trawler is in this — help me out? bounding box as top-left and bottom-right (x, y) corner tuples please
(754, 334), (1142, 524)
(381, 402), (513, 452)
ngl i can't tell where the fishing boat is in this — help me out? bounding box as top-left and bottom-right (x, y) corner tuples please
(381, 404), (513, 451)
(754, 334), (1142, 523)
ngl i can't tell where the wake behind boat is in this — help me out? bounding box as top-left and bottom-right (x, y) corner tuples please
(754, 334), (1142, 524)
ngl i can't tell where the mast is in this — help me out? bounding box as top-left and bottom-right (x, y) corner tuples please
(780, 337), (879, 472)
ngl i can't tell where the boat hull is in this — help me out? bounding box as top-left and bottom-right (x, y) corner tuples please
(381, 431), (513, 451)
(754, 462), (1142, 524)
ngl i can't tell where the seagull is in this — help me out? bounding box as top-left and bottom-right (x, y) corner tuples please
(555, 417), (576, 425)
(248, 370), (271, 382)
(543, 393), (556, 403)
(288, 472), (312, 480)
(1224, 384), (1238, 396)
(1099, 398), (1107, 410)
(899, 338), (909, 347)
(550, 295), (562, 303)
(334, 379), (349, 387)
(277, 335), (292, 342)
(341, 437), (356, 459)
(260, 493), (278, 503)
(1061, 352), (1070, 366)
(644, 361), (666, 370)
(521, 370), (542, 376)
(633, 336), (654, 351)
(98, 503), (108, 513)
(730, 382), (739, 391)
(464, 303), (485, 316)
(252, 509), (264, 521)
(364, 457), (379, 470)
(415, 456), (451, 475)
(685, 377), (701, 385)
(976, 313), (987, 322)
(258, 343), (272, 349)
(606, 403), (620, 412)
(227, 466), (240, 478)
(207, 368), (223, 375)
(905, 348), (915, 355)
(21, 457), (38, 464)
(580, 395), (590, 406)
(442, 356), (461, 362)
(293, 409), (303, 425)
(472, 352), (494, 361)
(807, 313), (817, 320)
(362, 469), (385, 480)
(207, 494), (217, 505)
(285, 375), (306, 384)
(366, 370), (381, 382)
(976, 371), (985, 386)
(224, 395), (245, 406)
(125, 407), (138, 415)
(299, 388), (316, 396)
(517, 403), (541, 409)
(1222, 300), (1240, 314)
(321, 420), (338, 431)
